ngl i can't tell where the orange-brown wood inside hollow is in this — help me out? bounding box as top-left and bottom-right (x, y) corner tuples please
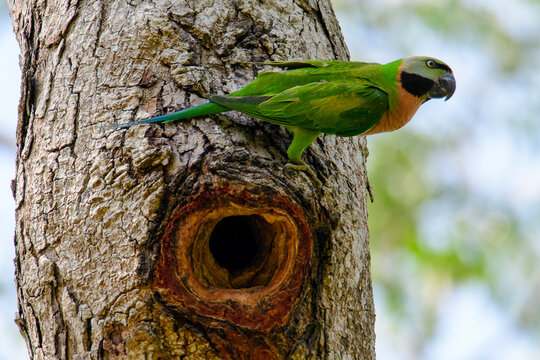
(153, 186), (313, 332)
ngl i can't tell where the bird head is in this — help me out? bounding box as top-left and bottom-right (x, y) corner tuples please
(399, 56), (456, 101)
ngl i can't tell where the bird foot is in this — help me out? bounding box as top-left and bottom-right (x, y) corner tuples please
(284, 161), (322, 188)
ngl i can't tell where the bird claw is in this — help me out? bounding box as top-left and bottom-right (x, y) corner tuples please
(284, 161), (322, 189)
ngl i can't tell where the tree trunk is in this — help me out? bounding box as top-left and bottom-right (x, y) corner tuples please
(9, 0), (375, 359)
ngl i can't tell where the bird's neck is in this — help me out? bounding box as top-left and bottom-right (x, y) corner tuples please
(364, 82), (423, 135)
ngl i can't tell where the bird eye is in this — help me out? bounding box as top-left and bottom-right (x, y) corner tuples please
(426, 60), (436, 68)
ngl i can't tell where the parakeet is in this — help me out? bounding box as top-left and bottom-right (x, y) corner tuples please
(107, 56), (455, 176)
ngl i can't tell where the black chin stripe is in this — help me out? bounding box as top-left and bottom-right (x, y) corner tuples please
(400, 72), (435, 98)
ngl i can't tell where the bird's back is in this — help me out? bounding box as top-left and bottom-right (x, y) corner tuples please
(231, 60), (384, 97)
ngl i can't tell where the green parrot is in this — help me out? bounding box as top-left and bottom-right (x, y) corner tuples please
(107, 56), (455, 182)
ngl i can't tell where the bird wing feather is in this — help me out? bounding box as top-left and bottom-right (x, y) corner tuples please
(209, 81), (388, 136)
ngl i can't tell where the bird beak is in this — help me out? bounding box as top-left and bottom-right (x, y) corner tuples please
(428, 72), (456, 101)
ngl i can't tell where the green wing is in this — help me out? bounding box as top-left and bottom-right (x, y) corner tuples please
(209, 81), (388, 136)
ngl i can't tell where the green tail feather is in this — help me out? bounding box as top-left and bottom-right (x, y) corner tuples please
(104, 102), (227, 128)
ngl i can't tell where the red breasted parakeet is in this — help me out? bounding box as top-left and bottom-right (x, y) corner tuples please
(108, 56), (455, 173)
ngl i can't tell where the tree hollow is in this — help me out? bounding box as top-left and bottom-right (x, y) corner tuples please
(154, 186), (313, 331)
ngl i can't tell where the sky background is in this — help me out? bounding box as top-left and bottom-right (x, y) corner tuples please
(0, 6), (27, 360)
(1, 0), (539, 359)
(333, 0), (540, 358)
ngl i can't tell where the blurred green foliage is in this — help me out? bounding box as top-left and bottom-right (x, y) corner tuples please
(333, 0), (540, 357)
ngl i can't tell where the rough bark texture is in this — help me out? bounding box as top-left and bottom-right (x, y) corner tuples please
(9, 0), (375, 359)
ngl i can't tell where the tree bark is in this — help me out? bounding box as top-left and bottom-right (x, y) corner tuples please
(9, 0), (375, 359)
